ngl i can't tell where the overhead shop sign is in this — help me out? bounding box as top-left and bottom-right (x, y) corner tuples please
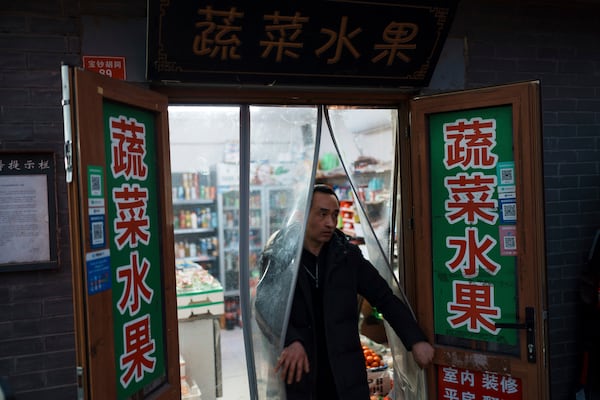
(147, 0), (458, 88)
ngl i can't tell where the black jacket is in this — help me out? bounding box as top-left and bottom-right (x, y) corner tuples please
(284, 229), (427, 400)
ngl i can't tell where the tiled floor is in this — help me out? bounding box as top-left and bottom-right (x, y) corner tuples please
(219, 326), (250, 399)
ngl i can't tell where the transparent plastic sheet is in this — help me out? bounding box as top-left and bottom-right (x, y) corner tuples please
(325, 107), (396, 261)
(325, 107), (427, 400)
(247, 106), (321, 400)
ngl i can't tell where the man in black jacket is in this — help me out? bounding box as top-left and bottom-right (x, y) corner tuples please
(275, 184), (434, 399)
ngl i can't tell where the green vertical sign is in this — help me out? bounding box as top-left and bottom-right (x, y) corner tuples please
(429, 105), (518, 345)
(103, 101), (166, 398)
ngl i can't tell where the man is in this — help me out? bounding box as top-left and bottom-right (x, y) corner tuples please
(275, 184), (434, 399)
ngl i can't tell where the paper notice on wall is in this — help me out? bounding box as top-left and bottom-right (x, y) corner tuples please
(0, 175), (50, 264)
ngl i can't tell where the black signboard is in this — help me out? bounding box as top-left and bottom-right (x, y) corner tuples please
(0, 151), (58, 272)
(147, 0), (459, 88)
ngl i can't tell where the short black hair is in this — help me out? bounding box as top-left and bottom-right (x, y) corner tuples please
(313, 184), (338, 201)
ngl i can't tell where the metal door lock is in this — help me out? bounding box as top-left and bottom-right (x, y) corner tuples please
(495, 307), (536, 363)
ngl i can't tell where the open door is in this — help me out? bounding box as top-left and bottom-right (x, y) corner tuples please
(408, 81), (548, 399)
(64, 67), (180, 399)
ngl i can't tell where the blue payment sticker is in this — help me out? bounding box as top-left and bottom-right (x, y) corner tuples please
(89, 214), (106, 249)
(86, 249), (111, 295)
(499, 198), (517, 223)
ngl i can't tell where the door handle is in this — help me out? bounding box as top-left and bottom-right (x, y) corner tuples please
(494, 306), (536, 363)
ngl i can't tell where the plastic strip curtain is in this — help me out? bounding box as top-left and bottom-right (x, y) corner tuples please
(324, 106), (427, 400)
(247, 106), (321, 400)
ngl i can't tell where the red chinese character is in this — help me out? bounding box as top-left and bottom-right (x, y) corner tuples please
(444, 118), (498, 170)
(447, 281), (500, 334)
(110, 115), (148, 180)
(446, 227), (500, 278)
(117, 251), (154, 315)
(445, 172), (498, 225)
(113, 184), (150, 249)
(119, 314), (156, 387)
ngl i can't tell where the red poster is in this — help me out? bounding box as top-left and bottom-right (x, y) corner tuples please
(438, 365), (522, 400)
(82, 56), (126, 80)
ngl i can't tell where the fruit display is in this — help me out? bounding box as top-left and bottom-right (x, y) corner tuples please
(362, 336), (393, 397)
(175, 261), (222, 293)
(363, 344), (385, 369)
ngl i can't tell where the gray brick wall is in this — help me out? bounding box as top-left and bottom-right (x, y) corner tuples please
(0, 2), (80, 399)
(1, 0), (146, 397)
(451, 1), (600, 398)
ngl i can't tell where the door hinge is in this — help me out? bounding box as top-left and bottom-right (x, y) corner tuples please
(61, 64), (73, 183)
(408, 216), (414, 230)
(404, 125), (410, 139)
(64, 140), (73, 182)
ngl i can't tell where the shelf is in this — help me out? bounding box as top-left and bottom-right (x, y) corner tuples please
(316, 168), (391, 180)
(222, 226), (262, 230)
(176, 256), (217, 263)
(223, 246), (262, 252)
(217, 185), (294, 293)
(173, 173), (220, 290)
(174, 228), (216, 235)
(173, 198), (215, 205)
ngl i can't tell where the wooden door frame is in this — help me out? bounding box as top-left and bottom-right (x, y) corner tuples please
(408, 81), (549, 399)
(68, 67), (180, 399)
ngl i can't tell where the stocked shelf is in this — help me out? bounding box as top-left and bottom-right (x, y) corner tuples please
(173, 171), (220, 279)
(217, 183), (293, 297)
(339, 199), (357, 237)
(217, 187), (264, 296)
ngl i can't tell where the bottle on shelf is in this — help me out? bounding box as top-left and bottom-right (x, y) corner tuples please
(190, 210), (197, 229)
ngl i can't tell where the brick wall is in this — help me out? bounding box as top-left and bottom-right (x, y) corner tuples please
(449, 1), (600, 398)
(0, 2), (143, 399)
(0, 3), (81, 400)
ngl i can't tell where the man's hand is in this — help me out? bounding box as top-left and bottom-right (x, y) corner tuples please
(275, 341), (310, 384)
(411, 341), (435, 368)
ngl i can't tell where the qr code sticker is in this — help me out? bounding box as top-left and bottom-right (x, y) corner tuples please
(90, 174), (102, 196)
(504, 234), (517, 250)
(500, 167), (514, 185)
(91, 221), (104, 245)
(502, 202), (517, 221)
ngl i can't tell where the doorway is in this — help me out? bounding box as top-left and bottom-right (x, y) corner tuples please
(67, 67), (548, 399)
(168, 104), (408, 399)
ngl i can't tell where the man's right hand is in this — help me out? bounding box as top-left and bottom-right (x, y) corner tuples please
(275, 341), (310, 384)
(411, 341), (435, 368)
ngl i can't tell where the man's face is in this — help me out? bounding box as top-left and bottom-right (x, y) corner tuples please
(305, 192), (340, 246)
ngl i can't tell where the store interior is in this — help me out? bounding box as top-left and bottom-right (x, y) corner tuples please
(169, 105), (413, 400)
